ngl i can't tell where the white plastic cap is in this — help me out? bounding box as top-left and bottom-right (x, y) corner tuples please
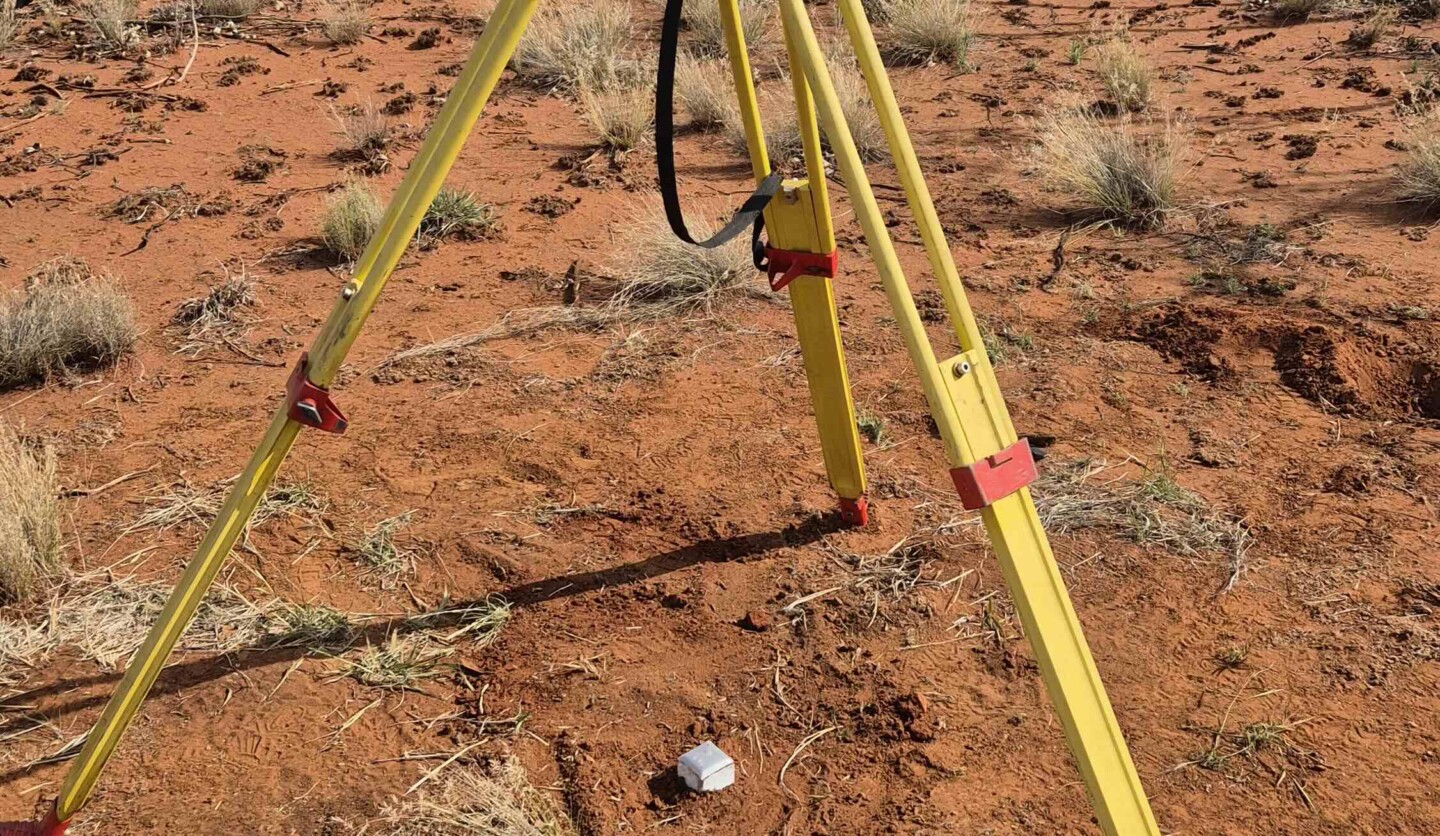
(677, 741), (735, 792)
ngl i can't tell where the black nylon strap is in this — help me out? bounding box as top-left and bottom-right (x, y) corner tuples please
(656, 0), (781, 252)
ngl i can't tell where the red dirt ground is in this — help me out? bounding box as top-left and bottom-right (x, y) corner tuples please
(2, 0), (1439, 834)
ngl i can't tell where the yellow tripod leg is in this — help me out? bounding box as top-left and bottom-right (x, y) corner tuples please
(48, 0), (542, 826)
(775, 1), (1159, 833)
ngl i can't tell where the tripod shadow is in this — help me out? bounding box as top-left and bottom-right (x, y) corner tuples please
(0, 513), (843, 786)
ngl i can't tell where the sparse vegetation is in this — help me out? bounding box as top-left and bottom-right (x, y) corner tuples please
(878, 0), (979, 70)
(0, 425), (60, 605)
(342, 633), (446, 690)
(675, 56), (737, 129)
(332, 100), (393, 158)
(127, 478), (326, 537)
(1066, 37), (1089, 65)
(322, 0), (370, 45)
(0, 257), (137, 388)
(582, 84), (654, 152)
(725, 49), (887, 164)
(171, 266), (256, 351)
(375, 755), (576, 836)
(1094, 37), (1155, 112)
(79, 0), (140, 52)
(1030, 99), (1188, 228)
(511, 2), (640, 91)
(322, 181), (384, 261)
(1347, 5), (1396, 50)
(857, 410), (887, 444)
(1397, 113), (1440, 209)
(352, 512), (415, 577)
(1269, 0), (1326, 22)
(419, 188), (500, 245)
(680, 0), (768, 57)
(1, 0), (19, 49)
(197, 0), (261, 18)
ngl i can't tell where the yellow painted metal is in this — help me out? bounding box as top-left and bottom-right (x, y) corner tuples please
(715, 0), (769, 181)
(774, 1), (1160, 833)
(767, 180), (865, 502)
(51, 0), (542, 822)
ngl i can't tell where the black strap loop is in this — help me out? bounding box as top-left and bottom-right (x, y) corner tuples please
(656, 0), (781, 253)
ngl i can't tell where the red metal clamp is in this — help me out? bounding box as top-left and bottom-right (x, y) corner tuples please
(0, 806), (68, 836)
(949, 439), (1037, 511)
(284, 352), (348, 434)
(764, 247), (838, 292)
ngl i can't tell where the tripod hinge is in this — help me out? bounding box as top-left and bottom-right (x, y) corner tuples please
(284, 352), (348, 434)
(765, 246), (837, 292)
(949, 439), (1037, 510)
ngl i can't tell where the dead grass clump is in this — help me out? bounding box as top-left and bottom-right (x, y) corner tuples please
(511, 2), (640, 91)
(352, 512), (415, 577)
(1346, 5), (1396, 50)
(582, 84), (654, 152)
(1397, 113), (1440, 208)
(1269, 0), (1327, 22)
(322, 0), (370, 44)
(1030, 100), (1187, 228)
(272, 603), (354, 649)
(171, 265), (256, 350)
(675, 56), (737, 129)
(680, 0), (768, 57)
(404, 596), (512, 646)
(126, 478), (326, 537)
(0, 257), (137, 388)
(333, 100), (393, 158)
(1033, 458), (1253, 591)
(322, 181), (384, 261)
(197, 0), (261, 18)
(419, 188), (500, 246)
(0, 425), (60, 605)
(79, 0), (139, 52)
(376, 755), (576, 836)
(879, 0), (979, 70)
(342, 633), (446, 690)
(725, 51), (886, 165)
(1, 0), (19, 49)
(1094, 37), (1155, 113)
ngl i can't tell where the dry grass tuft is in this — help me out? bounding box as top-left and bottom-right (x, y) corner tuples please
(342, 633), (447, 690)
(582, 84), (654, 152)
(1268, 0), (1327, 22)
(126, 478), (326, 537)
(0, 257), (137, 388)
(680, 0), (768, 57)
(352, 512), (415, 577)
(1346, 5), (1396, 50)
(512, 2), (641, 91)
(323, 181), (385, 261)
(376, 755), (576, 836)
(1030, 99), (1187, 228)
(1, 0), (19, 49)
(1094, 37), (1154, 113)
(171, 265), (256, 352)
(724, 49), (886, 165)
(878, 0), (979, 70)
(1398, 113), (1440, 208)
(79, 0), (139, 51)
(322, 0), (370, 44)
(675, 56), (737, 129)
(333, 100), (393, 157)
(0, 425), (60, 605)
(197, 0), (261, 18)
(419, 188), (500, 246)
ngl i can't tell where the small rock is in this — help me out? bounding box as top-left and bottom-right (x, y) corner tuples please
(739, 610), (772, 632)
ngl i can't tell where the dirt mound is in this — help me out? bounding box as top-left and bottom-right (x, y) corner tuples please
(1125, 306), (1236, 382)
(1269, 325), (1440, 419)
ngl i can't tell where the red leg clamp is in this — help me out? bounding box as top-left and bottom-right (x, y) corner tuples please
(950, 439), (1038, 511)
(764, 247), (838, 292)
(838, 495), (869, 527)
(0, 807), (68, 836)
(285, 352), (348, 434)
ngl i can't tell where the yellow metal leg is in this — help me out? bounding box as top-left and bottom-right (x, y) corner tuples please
(775, 1), (1159, 833)
(50, 0), (542, 824)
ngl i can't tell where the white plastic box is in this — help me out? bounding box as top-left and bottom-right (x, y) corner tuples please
(677, 741), (735, 792)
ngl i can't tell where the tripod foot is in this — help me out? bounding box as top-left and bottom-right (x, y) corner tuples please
(0, 808), (68, 836)
(838, 496), (869, 527)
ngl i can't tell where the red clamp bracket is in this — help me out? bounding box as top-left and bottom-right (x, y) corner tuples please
(284, 352), (348, 434)
(949, 439), (1037, 511)
(764, 247), (838, 292)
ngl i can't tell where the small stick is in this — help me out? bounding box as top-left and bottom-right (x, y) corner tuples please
(261, 79), (324, 96)
(60, 465), (157, 498)
(406, 739), (486, 795)
(782, 586), (844, 613)
(0, 111), (49, 136)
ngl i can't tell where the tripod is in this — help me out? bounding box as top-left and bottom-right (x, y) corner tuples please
(4, 2), (1161, 834)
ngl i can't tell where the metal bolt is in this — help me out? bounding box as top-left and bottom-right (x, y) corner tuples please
(953, 360), (971, 378)
(341, 282), (358, 300)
